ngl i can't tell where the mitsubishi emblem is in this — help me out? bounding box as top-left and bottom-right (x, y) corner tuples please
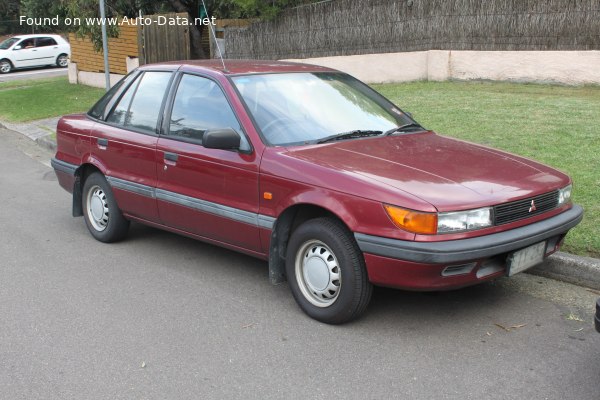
(529, 199), (537, 213)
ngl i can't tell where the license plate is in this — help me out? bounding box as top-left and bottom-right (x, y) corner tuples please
(507, 242), (546, 276)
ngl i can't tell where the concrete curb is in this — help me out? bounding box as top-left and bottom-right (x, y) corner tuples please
(36, 135), (57, 152)
(2, 119), (600, 292)
(529, 252), (600, 291)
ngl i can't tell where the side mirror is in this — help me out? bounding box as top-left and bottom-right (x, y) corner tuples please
(203, 128), (241, 150)
(13, 45), (22, 50)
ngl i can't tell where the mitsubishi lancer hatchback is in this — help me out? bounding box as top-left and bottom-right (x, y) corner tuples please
(51, 60), (583, 324)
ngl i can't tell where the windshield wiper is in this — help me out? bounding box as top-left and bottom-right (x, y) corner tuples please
(383, 123), (425, 136)
(317, 130), (382, 144)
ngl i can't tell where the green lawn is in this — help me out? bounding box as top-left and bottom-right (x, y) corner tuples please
(374, 81), (600, 258)
(0, 77), (105, 122)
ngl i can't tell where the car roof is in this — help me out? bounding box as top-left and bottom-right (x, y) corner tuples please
(10, 34), (63, 40)
(139, 59), (337, 76)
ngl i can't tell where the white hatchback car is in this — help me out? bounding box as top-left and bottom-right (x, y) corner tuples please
(0, 34), (70, 74)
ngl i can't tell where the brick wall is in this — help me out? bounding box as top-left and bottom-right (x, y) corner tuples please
(69, 23), (139, 75)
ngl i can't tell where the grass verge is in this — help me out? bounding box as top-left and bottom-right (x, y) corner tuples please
(374, 81), (600, 258)
(0, 76), (105, 122)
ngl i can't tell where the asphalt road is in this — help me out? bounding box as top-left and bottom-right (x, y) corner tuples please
(0, 66), (67, 82)
(1, 127), (599, 400)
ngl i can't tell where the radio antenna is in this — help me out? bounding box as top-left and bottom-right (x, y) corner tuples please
(200, 0), (227, 72)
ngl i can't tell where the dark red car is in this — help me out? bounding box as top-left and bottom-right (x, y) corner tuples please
(52, 60), (582, 324)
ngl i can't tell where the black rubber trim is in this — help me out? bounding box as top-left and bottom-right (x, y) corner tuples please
(103, 175), (276, 229)
(51, 158), (78, 176)
(355, 205), (583, 264)
(596, 298), (600, 333)
(106, 176), (155, 199)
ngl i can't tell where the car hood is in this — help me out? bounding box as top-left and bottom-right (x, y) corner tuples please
(278, 132), (569, 212)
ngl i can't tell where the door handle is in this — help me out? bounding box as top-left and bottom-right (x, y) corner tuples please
(164, 152), (178, 169)
(97, 138), (108, 149)
(164, 152), (178, 162)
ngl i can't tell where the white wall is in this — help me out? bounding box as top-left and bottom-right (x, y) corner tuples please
(67, 58), (139, 88)
(284, 50), (600, 85)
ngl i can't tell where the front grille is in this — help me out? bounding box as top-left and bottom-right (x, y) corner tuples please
(494, 190), (559, 225)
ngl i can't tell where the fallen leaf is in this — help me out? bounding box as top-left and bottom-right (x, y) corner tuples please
(494, 323), (526, 332)
(242, 322), (256, 329)
(486, 332), (492, 336)
(566, 314), (585, 322)
(494, 323), (511, 332)
(141, 361), (146, 368)
(574, 327), (584, 332)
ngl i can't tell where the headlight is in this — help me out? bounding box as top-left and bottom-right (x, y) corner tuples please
(437, 207), (492, 234)
(558, 184), (572, 205)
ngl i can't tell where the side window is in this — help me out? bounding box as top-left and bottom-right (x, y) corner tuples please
(88, 71), (138, 120)
(36, 37), (57, 47)
(168, 74), (249, 150)
(19, 38), (35, 49)
(106, 71), (171, 133)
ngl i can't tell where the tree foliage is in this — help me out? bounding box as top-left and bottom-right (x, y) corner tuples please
(18, 0), (321, 55)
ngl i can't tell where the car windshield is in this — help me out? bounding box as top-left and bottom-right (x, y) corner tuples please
(0, 37), (20, 50)
(231, 72), (417, 146)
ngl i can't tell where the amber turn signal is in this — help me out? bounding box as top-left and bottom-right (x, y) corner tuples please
(383, 204), (437, 235)
(263, 192), (273, 200)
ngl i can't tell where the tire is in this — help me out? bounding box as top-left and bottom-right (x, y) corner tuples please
(285, 217), (372, 324)
(0, 59), (12, 74)
(82, 172), (129, 242)
(56, 54), (68, 68)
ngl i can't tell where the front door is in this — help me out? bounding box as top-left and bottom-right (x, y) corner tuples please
(11, 38), (38, 68)
(156, 73), (261, 252)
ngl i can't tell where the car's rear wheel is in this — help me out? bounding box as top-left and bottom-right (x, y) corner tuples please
(82, 172), (129, 242)
(0, 59), (12, 74)
(56, 54), (68, 68)
(285, 217), (372, 324)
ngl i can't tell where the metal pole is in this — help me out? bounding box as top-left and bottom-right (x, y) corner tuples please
(99, 0), (110, 91)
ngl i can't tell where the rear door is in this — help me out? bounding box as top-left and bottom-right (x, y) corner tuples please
(91, 70), (173, 223)
(155, 73), (262, 252)
(33, 37), (59, 66)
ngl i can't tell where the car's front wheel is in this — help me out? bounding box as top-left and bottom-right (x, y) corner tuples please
(82, 172), (129, 242)
(56, 54), (68, 68)
(285, 217), (372, 324)
(0, 59), (12, 74)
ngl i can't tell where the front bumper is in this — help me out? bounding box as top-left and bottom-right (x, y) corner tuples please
(355, 205), (583, 290)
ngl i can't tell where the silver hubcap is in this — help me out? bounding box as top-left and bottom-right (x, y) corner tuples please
(295, 240), (341, 307)
(0, 62), (10, 73)
(58, 56), (68, 67)
(86, 185), (109, 231)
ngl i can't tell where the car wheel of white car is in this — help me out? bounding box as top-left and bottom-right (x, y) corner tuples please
(285, 217), (372, 324)
(82, 172), (130, 243)
(56, 54), (68, 68)
(0, 59), (12, 74)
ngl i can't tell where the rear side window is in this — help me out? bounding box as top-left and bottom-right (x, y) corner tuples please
(88, 72), (138, 120)
(106, 71), (172, 133)
(36, 37), (57, 47)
